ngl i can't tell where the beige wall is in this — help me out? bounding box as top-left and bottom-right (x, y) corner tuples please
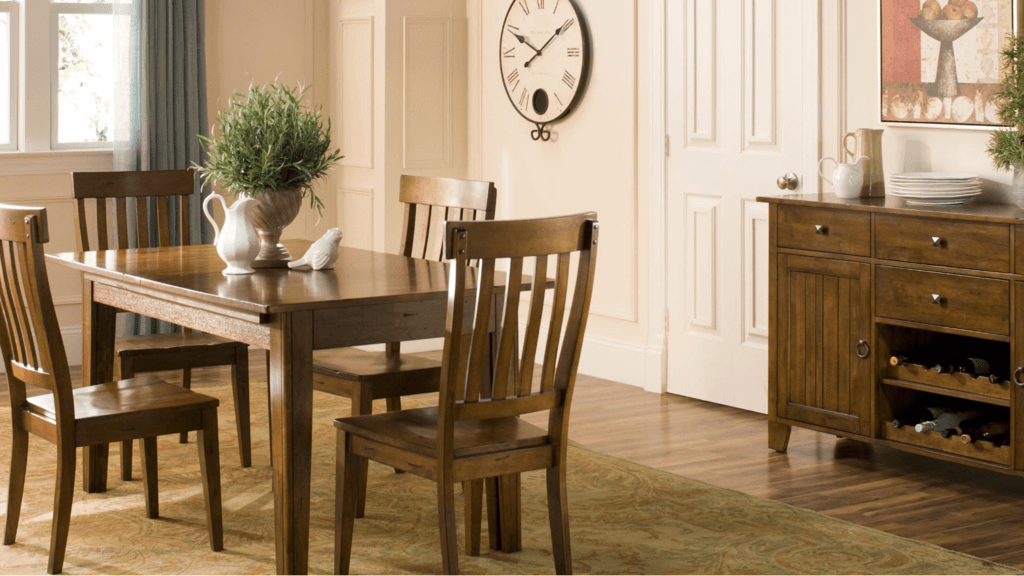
(466, 0), (660, 389)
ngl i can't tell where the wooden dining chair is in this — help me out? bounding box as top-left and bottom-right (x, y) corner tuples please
(310, 175), (496, 517)
(0, 205), (223, 574)
(334, 212), (599, 575)
(71, 170), (252, 481)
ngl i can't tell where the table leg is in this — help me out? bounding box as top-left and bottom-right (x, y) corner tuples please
(82, 279), (115, 493)
(268, 311), (314, 575)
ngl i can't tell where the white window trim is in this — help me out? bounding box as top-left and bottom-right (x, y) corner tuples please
(0, 2), (18, 152)
(49, 1), (114, 150)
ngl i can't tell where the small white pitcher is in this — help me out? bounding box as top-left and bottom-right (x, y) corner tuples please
(202, 193), (261, 275)
(818, 156), (869, 199)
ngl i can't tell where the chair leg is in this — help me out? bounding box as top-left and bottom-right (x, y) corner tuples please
(3, 426), (28, 545)
(231, 346), (252, 468)
(462, 480), (482, 557)
(334, 431), (361, 575)
(352, 384), (372, 519)
(179, 368), (193, 444)
(485, 477), (500, 551)
(546, 465), (572, 575)
(197, 407), (224, 551)
(437, 480), (460, 574)
(47, 444), (76, 575)
(118, 356), (135, 481)
(140, 437), (159, 519)
(385, 398), (405, 474)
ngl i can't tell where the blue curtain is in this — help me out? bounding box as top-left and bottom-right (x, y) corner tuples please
(113, 0), (210, 335)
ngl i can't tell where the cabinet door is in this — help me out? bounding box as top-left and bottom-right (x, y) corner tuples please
(776, 254), (872, 435)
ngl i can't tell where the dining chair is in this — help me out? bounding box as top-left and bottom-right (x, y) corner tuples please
(0, 205), (223, 574)
(334, 212), (599, 575)
(310, 175), (496, 518)
(71, 170), (252, 481)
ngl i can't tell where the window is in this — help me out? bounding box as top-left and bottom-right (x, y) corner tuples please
(0, 2), (17, 151)
(19, 0), (113, 152)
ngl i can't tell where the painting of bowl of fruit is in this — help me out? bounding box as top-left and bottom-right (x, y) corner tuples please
(911, 0), (982, 42)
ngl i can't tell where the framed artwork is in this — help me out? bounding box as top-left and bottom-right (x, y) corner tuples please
(880, 0), (1018, 129)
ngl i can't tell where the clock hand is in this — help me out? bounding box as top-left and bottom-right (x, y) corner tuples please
(509, 31), (542, 54)
(524, 20), (571, 68)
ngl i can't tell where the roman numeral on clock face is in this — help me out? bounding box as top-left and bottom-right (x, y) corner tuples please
(537, 0), (545, 9)
(553, 0), (561, 13)
(504, 47), (515, 58)
(562, 18), (575, 32)
(562, 70), (576, 90)
(519, 88), (528, 110)
(507, 69), (520, 85)
(519, 0), (530, 15)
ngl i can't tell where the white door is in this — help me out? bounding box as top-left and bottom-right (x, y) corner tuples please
(665, 0), (819, 413)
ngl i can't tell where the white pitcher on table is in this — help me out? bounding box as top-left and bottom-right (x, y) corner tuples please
(202, 193), (261, 275)
(818, 156), (869, 199)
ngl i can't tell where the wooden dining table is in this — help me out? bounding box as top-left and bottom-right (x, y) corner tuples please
(48, 240), (524, 574)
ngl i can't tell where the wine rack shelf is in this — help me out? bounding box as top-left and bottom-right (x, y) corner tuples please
(882, 424), (1011, 467)
(762, 193), (1024, 478)
(884, 363), (1011, 405)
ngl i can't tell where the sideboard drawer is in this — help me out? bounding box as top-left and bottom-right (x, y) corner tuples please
(875, 214), (1010, 273)
(777, 205), (870, 256)
(875, 266), (1010, 336)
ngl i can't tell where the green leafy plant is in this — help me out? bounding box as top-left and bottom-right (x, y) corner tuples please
(988, 34), (1024, 171)
(195, 81), (341, 215)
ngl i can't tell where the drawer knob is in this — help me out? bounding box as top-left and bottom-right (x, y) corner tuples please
(931, 236), (942, 247)
(855, 340), (870, 359)
(931, 294), (943, 305)
(814, 225), (828, 235)
(1014, 367), (1024, 387)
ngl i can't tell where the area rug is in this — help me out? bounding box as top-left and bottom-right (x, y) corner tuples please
(0, 384), (1014, 575)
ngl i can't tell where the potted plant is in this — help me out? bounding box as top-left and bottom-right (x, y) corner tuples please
(987, 33), (1024, 208)
(196, 80), (342, 266)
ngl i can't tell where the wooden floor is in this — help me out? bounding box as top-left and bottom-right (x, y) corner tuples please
(5, 359), (1024, 568)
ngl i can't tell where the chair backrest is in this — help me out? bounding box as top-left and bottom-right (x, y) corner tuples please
(71, 169), (197, 251)
(437, 213), (599, 458)
(0, 205), (75, 427)
(398, 175), (497, 262)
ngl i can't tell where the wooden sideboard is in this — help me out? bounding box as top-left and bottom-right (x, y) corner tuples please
(757, 193), (1024, 475)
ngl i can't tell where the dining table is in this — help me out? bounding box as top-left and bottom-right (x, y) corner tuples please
(48, 240), (525, 574)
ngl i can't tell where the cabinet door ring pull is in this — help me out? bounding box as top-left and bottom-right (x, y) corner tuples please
(815, 224), (828, 235)
(1014, 367), (1024, 387)
(855, 340), (870, 359)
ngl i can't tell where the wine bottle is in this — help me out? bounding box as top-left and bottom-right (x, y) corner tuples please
(959, 420), (1010, 444)
(892, 406), (944, 429)
(915, 407), (984, 433)
(989, 373), (1005, 385)
(932, 356), (991, 377)
(890, 355), (911, 367)
(889, 344), (945, 368)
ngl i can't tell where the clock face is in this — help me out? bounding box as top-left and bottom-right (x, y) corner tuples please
(499, 0), (589, 126)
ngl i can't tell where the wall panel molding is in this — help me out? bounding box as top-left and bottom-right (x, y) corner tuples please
(337, 16), (374, 169)
(339, 185), (374, 250)
(402, 16), (452, 170)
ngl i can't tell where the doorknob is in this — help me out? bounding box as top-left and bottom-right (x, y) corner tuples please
(776, 173), (799, 190)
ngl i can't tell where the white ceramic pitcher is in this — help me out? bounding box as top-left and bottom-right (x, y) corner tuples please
(818, 156), (869, 199)
(202, 193), (261, 275)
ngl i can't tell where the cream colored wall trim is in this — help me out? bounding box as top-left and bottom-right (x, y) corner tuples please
(402, 16), (453, 170)
(0, 150), (112, 176)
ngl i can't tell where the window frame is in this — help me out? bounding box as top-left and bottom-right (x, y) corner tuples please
(48, 0), (114, 150)
(0, 2), (19, 152)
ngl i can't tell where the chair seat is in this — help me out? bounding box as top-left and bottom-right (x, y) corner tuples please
(313, 348), (442, 382)
(334, 406), (549, 459)
(26, 375), (219, 425)
(115, 331), (247, 357)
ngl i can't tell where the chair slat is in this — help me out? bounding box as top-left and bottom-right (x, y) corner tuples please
(553, 228), (599, 391)
(491, 257), (523, 401)
(156, 196), (171, 247)
(95, 198), (109, 251)
(73, 199), (89, 252)
(180, 194), (192, 246)
(8, 242), (39, 368)
(0, 242), (26, 364)
(409, 204), (430, 259)
(540, 253), (571, 393)
(136, 197), (151, 248)
(115, 198), (129, 249)
(399, 202), (417, 258)
(519, 256), (548, 396)
(463, 261), (495, 403)
(424, 205), (446, 262)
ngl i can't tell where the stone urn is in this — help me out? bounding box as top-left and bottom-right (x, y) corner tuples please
(251, 188), (304, 268)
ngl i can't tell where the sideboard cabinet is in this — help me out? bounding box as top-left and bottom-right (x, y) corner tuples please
(759, 194), (1024, 474)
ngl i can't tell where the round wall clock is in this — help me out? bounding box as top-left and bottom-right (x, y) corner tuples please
(499, 0), (591, 141)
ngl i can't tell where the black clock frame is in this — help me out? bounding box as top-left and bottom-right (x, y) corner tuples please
(499, 0), (592, 141)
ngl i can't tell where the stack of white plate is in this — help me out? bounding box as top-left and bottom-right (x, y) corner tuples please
(889, 172), (982, 206)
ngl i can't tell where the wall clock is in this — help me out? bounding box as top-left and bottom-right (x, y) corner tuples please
(500, 0), (591, 141)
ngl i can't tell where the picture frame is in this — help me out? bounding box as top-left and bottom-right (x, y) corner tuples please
(879, 0), (1019, 129)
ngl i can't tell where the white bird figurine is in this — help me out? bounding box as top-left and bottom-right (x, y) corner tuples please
(288, 228), (343, 271)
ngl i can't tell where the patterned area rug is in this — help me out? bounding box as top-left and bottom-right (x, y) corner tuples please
(0, 384), (1014, 575)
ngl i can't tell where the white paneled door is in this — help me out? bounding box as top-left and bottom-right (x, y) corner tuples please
(665, 0), (818, 413)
